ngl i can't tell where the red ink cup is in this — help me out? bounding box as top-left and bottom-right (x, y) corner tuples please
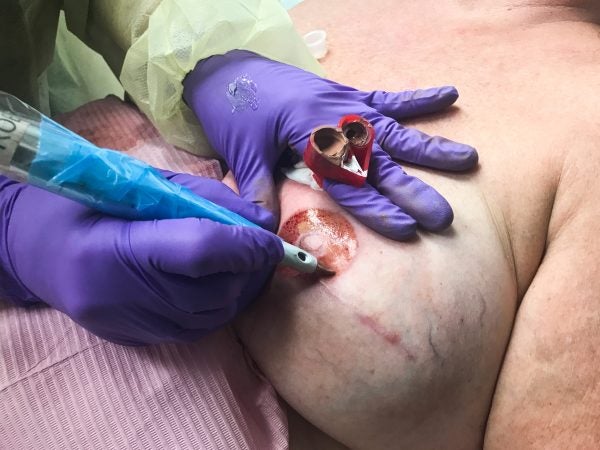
(303, 115), (374, 188)
(278, 209), (358, 276)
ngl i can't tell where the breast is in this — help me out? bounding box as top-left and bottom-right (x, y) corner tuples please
(235, 178), (518, 449)
(235, 3), (565, 447)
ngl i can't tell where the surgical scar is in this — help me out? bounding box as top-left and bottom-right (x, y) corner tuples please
(278, 209), (358, 274)
(357, 313), (416, 360)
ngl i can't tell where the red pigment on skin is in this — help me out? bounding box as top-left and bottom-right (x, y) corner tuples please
(357, 313), (416, 361)
(278, 209), (358, 275)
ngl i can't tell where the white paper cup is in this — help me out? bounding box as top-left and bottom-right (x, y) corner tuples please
(303, 30), (328, 60)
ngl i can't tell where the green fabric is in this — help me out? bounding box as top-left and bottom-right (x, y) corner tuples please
(46, 13), (124, 116)
(121, 0), (324, 156)
(3, 0), (322, 154)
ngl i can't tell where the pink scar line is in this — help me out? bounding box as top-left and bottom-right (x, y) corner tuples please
(357, 313), (416, 361)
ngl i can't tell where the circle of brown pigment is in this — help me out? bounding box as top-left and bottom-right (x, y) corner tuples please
(278, 208), (358, 274)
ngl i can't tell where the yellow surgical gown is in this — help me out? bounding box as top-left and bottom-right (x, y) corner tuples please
(0, 0), (323, 156)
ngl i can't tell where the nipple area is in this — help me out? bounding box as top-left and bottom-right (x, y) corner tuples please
(278, 209), (358, 275)
(298, 233), (326, 254)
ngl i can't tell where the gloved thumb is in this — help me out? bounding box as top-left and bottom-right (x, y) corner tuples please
(129, 217), (284, 278)
(229, 161), (279, 228)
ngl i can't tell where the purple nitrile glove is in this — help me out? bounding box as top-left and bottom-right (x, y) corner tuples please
(184, 50), (478, 240)
(0, 171), (283, 345)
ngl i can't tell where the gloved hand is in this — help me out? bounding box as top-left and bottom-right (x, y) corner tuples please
(0, 171), (283, 345)
(184, 50), (478, 240)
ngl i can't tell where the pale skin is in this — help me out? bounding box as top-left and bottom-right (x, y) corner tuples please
(227, 0), (600, 448)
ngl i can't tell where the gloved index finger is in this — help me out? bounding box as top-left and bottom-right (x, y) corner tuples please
(367, 144), (454, 231)
(360, 86), (459, 120)
(322, 178), (417, 241)
(130, 218), (284, 278)
(370, 115), (478, 171)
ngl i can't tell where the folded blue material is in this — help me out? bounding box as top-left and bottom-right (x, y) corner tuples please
(280, 0), (304, 10)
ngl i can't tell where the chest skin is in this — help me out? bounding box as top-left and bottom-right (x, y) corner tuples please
(234, 1), (599, 448)
(237, 175), (516, 449)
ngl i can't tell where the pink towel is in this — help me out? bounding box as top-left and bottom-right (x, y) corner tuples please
(0, 98), (288, 450)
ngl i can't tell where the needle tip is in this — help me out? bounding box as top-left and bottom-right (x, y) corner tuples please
(314, 262), (336, 277)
